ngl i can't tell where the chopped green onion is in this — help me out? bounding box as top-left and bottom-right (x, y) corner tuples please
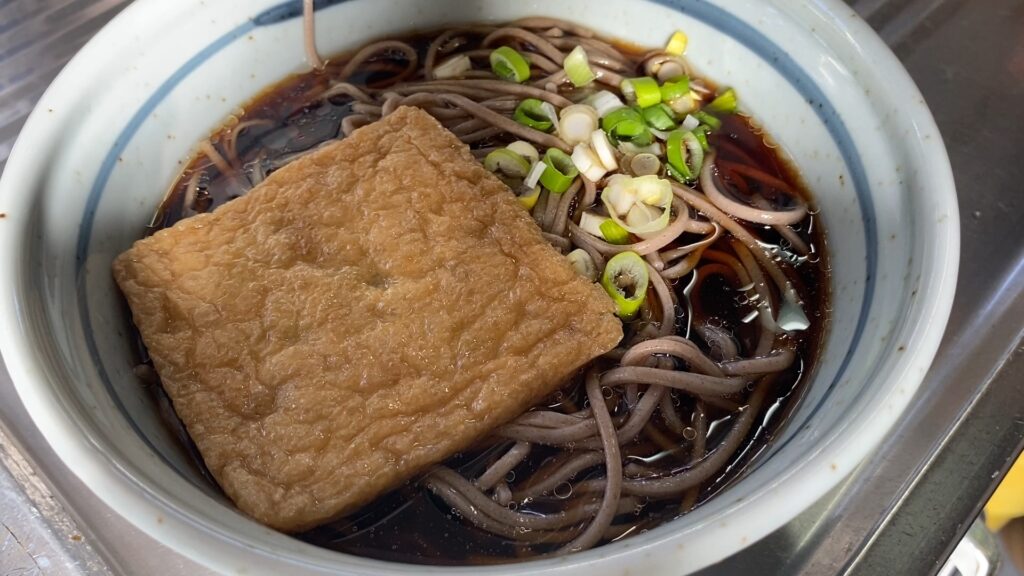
(666, 130), (704, 183)
(524, 160), (547, 189)
(602, 107), (642, 134)
(684, 131), (705, 175)
(517, 185), (542, 210)
(693, 110), (722, 130)
(600, 251), (650, 320)
(706, 88), (738, 114)
(642, 103), (677, 131)
(622, 126), (654, 147)
(602, 174), (673, 238)
(660, 77), (691, 103)
(563, 46), (596, 87)
(665, 31), (688, 56)
(514, 98), (555, 132)
(567, 249), (599, 281)
(584, 91), (626, 118)
(692, 125), (711, 151)
(433, 54), (472, 80)
(484, 148), (531, 179)
(648, 127), (671, 141)
(600, 219), (631, 245)
(540, 148), (579, 194)
(621, 77), (662, 108)
(559, 104), (600, 146)
(506, 141), (540, 164)
(603, 174), (637, 215)
(490, 46), (531, 83)
(618, 141), (663, 157)
(666, 95), (697, 115)
(571, 143), (608, 182)
(625, 202), (664, 232)
(633, 175), (673, 207)
(665, 164), (686, 185)
(666, 131), (690, 181)
(590, 129), (619, 171)
(580, 210), (610, 237)
(602, 107), (652, 146)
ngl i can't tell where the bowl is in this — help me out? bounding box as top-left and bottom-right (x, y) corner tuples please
(0, 0), (959, 574)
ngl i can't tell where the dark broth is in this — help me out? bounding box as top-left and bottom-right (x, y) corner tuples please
(138, 27), (829, 565)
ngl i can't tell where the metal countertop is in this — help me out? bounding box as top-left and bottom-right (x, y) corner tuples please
(1, 1), (1022, 574)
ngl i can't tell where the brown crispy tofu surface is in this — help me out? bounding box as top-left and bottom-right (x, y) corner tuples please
(112, 107), (622, 532)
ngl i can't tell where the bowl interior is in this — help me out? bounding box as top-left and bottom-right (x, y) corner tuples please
(0, 0), (957, 574)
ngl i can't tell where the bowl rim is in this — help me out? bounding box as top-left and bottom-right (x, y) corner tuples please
(0, 0), (960, 573)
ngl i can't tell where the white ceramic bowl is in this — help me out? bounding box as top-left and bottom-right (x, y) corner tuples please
(0, 0), (958, 574)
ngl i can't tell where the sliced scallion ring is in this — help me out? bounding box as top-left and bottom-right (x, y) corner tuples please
(571, 143), (608, 182)
(590, 129), (619, 171)
(602, 107), (653, 146)
(618, 141), (663, 157)
(559, 104), (600, 146)
(625, 202), (663, 231)
(506, 141), (540, 164)
(600, 219), (631, 245)
(585, 91), (626, 118)
(659, 77), (691, 103)
(601, 175), (673, 238)
(484, 148), (531, 179)
(490, 46), (531, 83)
(633, 174), (673, 207)
(517, 185), (542, 210)
(667, 132), (705, 184)
(540, 148), (579, 194)
(580, 210), (610, 237)
(600, 251), (650, 320)
(683, 131), (705, 178)
(567, 249), (599, 281)
(666, 95), (697, 115)
(665, 31), (688, 56)
(665, 163), (689, 185)
(563, 45), (596, 87)
(433, 54), (472, 79)
(706, 88), (738, 114)
(514, 98), (556, 132)
(524, 160), (547, 189)
(621, 76), (662, 108)
(642, 103), (677, 131)
(602, 174), (637, 216)
(666, 130), (692, 181)
(692, 125), (712, 151)
(693, 110), (722, 130)
(666, 130), (705, 183)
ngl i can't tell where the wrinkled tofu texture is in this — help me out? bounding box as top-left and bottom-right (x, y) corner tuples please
(112, 107), (622, 533)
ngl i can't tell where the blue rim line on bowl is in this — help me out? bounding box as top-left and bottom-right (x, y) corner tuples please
(74, 0), (877, 520)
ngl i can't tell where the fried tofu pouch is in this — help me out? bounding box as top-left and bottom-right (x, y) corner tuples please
(112, 107), (621, 532)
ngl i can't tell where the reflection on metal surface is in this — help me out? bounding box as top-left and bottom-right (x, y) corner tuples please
(938, 521), (1000, 576)
(0, 425), (111, 576)
(853, 0), (964, 46)
(1, 0), (1023, 575)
